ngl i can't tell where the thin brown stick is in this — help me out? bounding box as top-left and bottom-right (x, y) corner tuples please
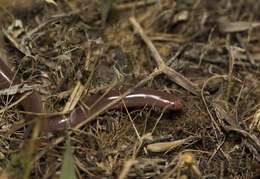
(129, 17), (200, 96)
(226, 36), (234, 102)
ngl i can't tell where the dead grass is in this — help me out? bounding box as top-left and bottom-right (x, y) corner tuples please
(0, 0), (260, 178)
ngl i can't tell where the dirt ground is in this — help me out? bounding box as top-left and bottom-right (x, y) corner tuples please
(0, 0), (260, 178)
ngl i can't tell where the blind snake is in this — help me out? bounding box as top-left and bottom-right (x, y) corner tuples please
(0, 56), (183, 132)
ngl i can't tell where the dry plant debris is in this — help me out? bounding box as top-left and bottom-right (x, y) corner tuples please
(0, 0), (260, 178)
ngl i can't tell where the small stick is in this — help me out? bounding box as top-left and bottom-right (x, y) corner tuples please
(129, 17), (200, 96)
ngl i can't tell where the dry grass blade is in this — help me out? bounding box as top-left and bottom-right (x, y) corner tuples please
(113, 0), (156, 10)
(218, 17), (260, 33)
(0, 91), (33, 114)
(129, 17), (200, 96)
(74, 156), (94, 177)
(147, 138), (187, 153)
(201, 75), (225, 133)
(147, 136), (200, 153)
(118, 159), (138, 179)
(63, 81), (84, 111)
(2, 28), (29, 55)
(1, 0), (259, 178)
(226, 37), (235, 102)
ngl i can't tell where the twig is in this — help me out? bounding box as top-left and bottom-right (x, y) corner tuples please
(123, 102), (141, 142)
(129, 17), (200, 95)
(225, 37), (235, 102)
